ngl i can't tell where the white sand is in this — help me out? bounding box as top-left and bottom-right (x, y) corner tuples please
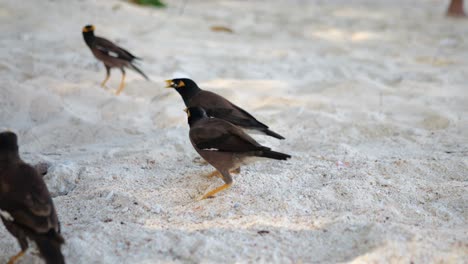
(1, 0), (467, 263)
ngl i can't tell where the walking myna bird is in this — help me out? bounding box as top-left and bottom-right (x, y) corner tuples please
(0, 131), (65, 264)
(82, 24), (149, 95)
(186, 107), (291, 199)
(166, 78), (285, 140)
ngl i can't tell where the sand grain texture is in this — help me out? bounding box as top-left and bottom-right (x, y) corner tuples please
(0, 0), (467, 263)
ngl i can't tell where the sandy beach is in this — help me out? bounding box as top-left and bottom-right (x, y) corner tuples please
(0, 0), (467, 263)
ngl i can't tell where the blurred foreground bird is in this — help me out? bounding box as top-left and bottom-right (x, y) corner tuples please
(0, 131), (65, 264)
(166, 78), (285, 140)
(186, 107), (291, 199)
(82, 24), (149, 95)
(447, 0), (466, 17)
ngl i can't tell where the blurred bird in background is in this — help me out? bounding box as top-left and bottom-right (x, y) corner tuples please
(82, 25), (149, 95)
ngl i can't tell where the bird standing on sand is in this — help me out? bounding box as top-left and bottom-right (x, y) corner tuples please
(166, 78), (285, 140)
(186, 107), (291, 199)
(0, 131), (65, 264)
(82, 24), (149, 95)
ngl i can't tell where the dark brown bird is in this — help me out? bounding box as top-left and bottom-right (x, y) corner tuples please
(0, 131), (65, 264)
(166, 78), (285, 140)
(447, 0), (466, 17)
(82, 24), (149, 95)
(186, 107), (291, 199)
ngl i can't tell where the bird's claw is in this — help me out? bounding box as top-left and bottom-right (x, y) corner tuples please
(7, 250), (25, 264)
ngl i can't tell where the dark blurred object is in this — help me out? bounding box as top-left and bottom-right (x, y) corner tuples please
(447, 0), (466, 17)
(0, 131), (65, 264)
(131, 0), (166, 8)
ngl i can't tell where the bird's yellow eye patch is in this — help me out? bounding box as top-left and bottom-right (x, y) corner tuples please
(186, 109), (191, 118)
(165, 79), (185, 88)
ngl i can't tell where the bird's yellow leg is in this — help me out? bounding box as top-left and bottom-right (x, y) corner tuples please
(199, 183), (232, 200)
(206, 168), (239, 178)
(101, 66), (111, 89)
(115, 71), (126, 95)
(100, 74), (110, 89)
(8, 250), (25, 264)
(205, 170), (222, 178)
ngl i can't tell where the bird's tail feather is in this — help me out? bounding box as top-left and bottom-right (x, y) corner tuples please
(34, 231), (65, 264)
(264, 129), (285, 140)
(259, 150), (291, 160)
(130, 63), (150, 80)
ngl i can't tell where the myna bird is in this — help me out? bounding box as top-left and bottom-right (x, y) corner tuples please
(0, 131), (65, 264)
(82, 24), (149, 95)
(166, 78), (285, 140)
(186, 107), (291, 199)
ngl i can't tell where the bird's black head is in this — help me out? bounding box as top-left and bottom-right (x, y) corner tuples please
(82, 24), (95, 34)
(165, 78), (201, 106)
(0, 131), (19, 153)
(165, 78), (198, 89)
(82, 24), (95, 46)
(186, 106), (208, 126)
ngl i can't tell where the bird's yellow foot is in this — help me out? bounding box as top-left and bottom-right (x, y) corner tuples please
(198, 183), (232, 200)
(115, 73), (126, 95)
(115, 86), (124, 95)
(100, 76), (110, 89)
(115, 88), (124, 95)
(100, 83), (109, 90)
(8, 250), (25, 264)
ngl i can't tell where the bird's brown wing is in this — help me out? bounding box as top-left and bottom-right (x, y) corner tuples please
(194, 91), (269, 129)
(1, 164), (60, 234)
(190, 119), (268, 153)
(94, 36), (139, 61)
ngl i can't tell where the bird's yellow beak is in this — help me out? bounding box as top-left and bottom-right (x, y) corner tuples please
(186, 109), (191, 118)
(165, 80), (174, 88)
